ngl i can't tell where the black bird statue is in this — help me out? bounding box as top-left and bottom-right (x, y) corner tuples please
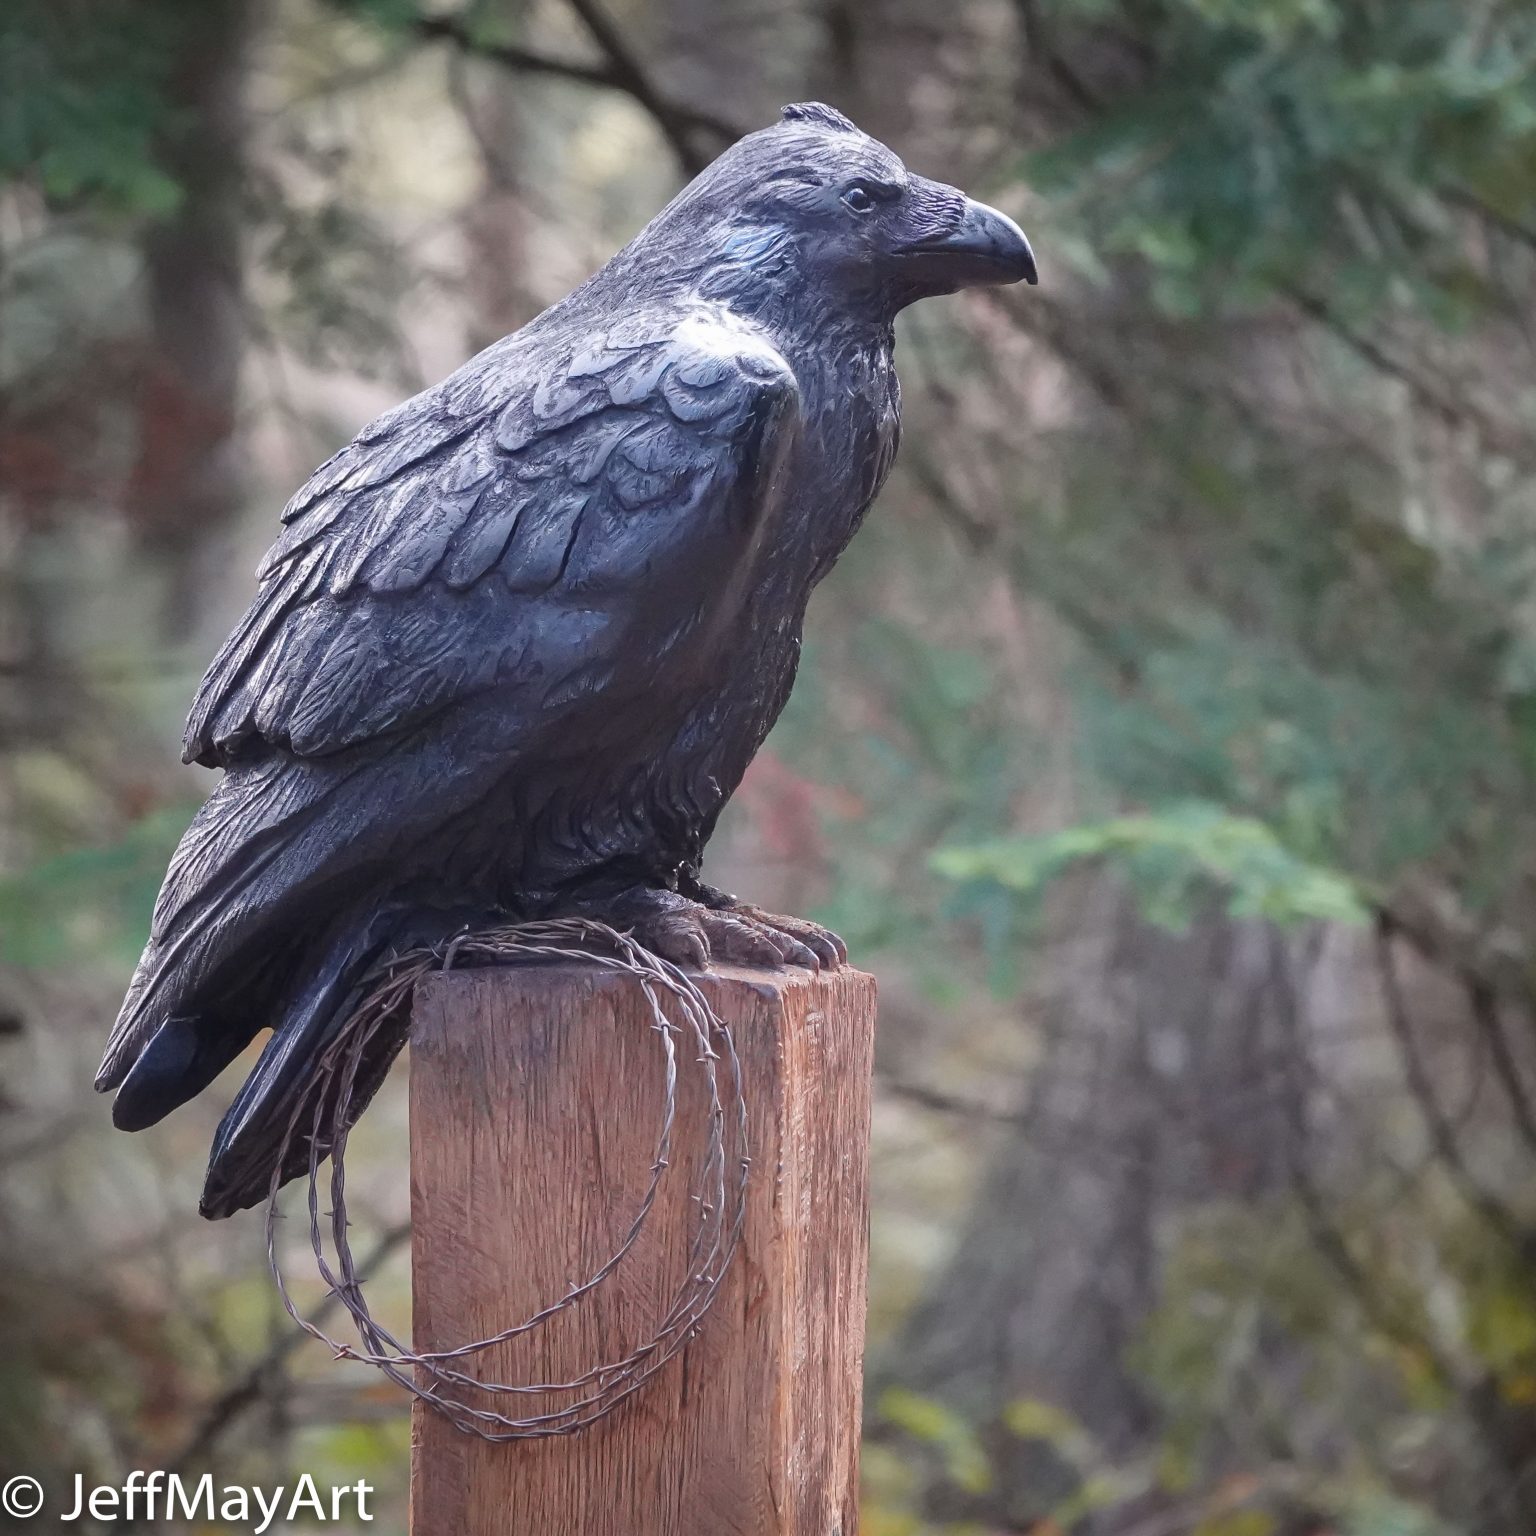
(97, 103), (1036, 1217)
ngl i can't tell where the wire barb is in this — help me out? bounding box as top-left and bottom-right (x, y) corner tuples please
(263, 918), (749, 1440)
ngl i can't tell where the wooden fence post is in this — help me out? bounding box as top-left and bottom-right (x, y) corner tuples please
(407, 961), (877, 1536)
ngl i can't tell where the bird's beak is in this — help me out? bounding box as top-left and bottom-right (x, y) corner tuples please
(897, 196), (1038, 289)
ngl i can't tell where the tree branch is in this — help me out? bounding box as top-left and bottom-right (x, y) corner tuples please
(411, 6), (744, 177)
(164, 1221), (411, 1474)
(1440, 184), (1536, 257)
(1466, 974), (1536, 1159)
(413, 14), (613, 90)
(1285, 282), (1534, 467)
(1373, 918), (1534, 1257)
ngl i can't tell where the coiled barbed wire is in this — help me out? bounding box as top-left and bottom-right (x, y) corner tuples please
(264, 919), (749, 1440)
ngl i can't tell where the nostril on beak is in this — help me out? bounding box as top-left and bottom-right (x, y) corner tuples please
(898, 197), (1037, 288)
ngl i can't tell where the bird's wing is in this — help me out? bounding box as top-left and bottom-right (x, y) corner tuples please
(184, 311), (799, 767)
(96, 314), (799, 1097)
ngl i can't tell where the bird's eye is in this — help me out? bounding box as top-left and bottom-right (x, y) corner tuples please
(841, 184), (876, 215)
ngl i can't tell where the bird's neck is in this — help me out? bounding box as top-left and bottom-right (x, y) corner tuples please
(724, 286), (894, 374)
(600, 222), (897, 367)
(714, 269), (896, 392)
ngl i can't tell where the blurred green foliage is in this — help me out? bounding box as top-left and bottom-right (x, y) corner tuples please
(0, 0), (181, 215)
(1032, 0), (1536, 322)
(0, 804), (191, 971)
(934, 800), (1369, 930)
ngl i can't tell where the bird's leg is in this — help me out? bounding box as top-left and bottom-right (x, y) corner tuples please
(674, 873), (848, 969)
(578, 883), (844, 971)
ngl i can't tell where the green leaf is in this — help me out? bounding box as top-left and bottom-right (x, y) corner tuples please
(877, 1387), (994, 1495)
(1002, 1397), (1096, 1463)
(0, 805), (195, 969)
(934, 802), (1369, 930)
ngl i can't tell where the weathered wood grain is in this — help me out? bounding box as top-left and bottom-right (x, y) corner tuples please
(408, 962), (876, 1536)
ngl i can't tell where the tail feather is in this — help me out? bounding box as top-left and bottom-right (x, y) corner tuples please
(111, 1014), (254, 1132)
(198, 904), (404, 1219)
(197, 902), (487, 1220)
(98, 733), (505, 1218)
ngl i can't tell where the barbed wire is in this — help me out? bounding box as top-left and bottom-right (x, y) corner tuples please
(263, 918), (749, 1439)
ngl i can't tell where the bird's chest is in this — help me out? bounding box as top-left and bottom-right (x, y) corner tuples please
(810, 347), (899, 510)
(694, 348), (900, 745)
(771, 345), (900, 590)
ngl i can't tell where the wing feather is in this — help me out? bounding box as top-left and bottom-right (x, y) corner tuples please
(183, 309), (798, 767)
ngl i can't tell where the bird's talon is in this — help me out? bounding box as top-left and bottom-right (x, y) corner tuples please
(617, 893), (845, 973)
(728, 903), (847, 970)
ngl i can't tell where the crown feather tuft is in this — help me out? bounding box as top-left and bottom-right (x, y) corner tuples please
(779, 102), (859, 134)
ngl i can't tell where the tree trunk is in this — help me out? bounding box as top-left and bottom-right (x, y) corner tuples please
(888, 877), (1339, 1529)
(127, 0), (252, 639)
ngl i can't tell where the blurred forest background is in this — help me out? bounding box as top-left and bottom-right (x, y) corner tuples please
(4, 0), (1536, 1531)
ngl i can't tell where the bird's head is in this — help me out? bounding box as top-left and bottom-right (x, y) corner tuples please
(641, 103), (1036, 323)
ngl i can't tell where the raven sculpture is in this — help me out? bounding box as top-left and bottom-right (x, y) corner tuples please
(97, 102), (1036, 1218)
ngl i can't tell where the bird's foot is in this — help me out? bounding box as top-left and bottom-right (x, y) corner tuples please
(714, 900), (847, 969)
(596, 887), (846, 972)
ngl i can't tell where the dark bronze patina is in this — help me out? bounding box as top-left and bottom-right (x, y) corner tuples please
(95, 103), (1036, 1217)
